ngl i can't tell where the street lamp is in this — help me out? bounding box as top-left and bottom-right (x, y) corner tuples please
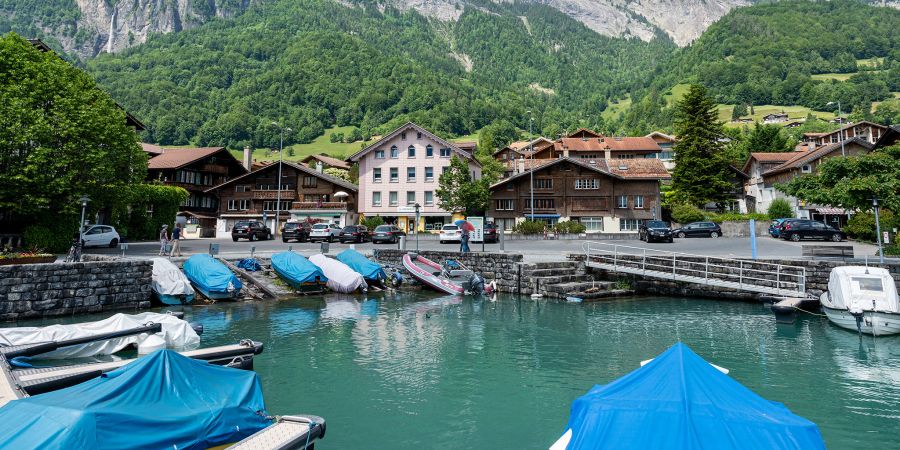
(78, 195), (90, 247)
(873, 197), (885, 264)
(826, 101), (845, 156)
(414, 202), (421, 252)
(528, 110), (534, 221)
(271, 122), (292, 239)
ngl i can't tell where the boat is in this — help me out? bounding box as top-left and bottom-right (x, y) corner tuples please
(271, 252), (327, 293)
(550, 343), (825, 450)
(227, 414), (326, 450)
(0, 349), (272, 449)
(335, 248), (386, 287)
(402, 253), (491, 296)
(151, 257), (195, 305)
(309, 253), (367, 294)
(183, 254), (243, 300)
(819, 266), (900, 336)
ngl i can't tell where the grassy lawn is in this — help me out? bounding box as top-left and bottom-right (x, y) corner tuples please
(601, 95), (632, 121)
(810, 72), (855, 81)
(663, 83), (691, 106)
(856, 57), (885, 68)
(228, 126), (375, 163)
(718, 104), (835, 126)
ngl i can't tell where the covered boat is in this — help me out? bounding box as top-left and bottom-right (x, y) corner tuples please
(0, 350), (270, 449)
(309, 253), (367, 294)
(551, 343), (825, 450)
(0, 312), (200, 359)
(336, 248), (386, 286)
(271, 252), (327, 293)
(183, 254), (242, 300)
(820, 266), (900, 336)
(402, 253), (467, 295)
(151, 257), (195, 305)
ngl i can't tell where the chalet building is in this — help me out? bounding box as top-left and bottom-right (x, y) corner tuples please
(762, 113), (789, 124)
(645, 131), (677, 170)
(347, 122), (481, 233)
(488, 158), (670, 233)
(742, 151), (800, 214)
(495, 137), (555, 178)
(301, 154), (351, 171)
(801, 121), (886, 146)
(206, 161), (358, 237)
(873, 125), (900, 149)
(144, 145), (248, 237)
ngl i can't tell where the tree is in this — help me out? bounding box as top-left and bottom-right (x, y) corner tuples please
(736, 122), (793, 161)
(767, 198), (793, 219)
(436, 155), (490, 214)
(478, 120), (520, 154)
(731, 103), (748, 120)
(671, 85), (735, 207)
(323, 167), (351, 182)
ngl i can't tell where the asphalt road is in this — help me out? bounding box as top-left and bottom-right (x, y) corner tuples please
(86, 234), (882, 262)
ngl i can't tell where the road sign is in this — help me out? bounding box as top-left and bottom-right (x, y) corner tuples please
(468, 217), (484, 243)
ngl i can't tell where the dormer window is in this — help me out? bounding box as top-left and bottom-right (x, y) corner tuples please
(801, 164), (812, 173)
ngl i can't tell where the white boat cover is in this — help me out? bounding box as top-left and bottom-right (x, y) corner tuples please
(825, 266), (900, 314)
(309, 254), (367, 294)
(0, 312), (201, 359)
(151, 257), (195, 297)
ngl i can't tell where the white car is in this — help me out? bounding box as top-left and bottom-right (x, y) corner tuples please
(81, 225), (121, 248)
(439, 224), (462, 244)
(309, 223), (342, 242)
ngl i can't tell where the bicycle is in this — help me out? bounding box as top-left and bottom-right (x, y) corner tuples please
(65, 238), (82, 263)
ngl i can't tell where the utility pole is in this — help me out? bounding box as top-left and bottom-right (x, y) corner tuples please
(272, 122), (292, 238)
(873, 197), (885, 264)
(528, 110), (534, 221)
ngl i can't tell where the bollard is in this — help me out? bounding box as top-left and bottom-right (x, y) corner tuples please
(350, 243), (356, 251)
(119, 242), (128, 257)
(320, 241), (330, 254)
(499, 229), (505, 253)
(288, 245), (293, 252)
(250, 246), (256, 258)
(399, 236), (406, 251)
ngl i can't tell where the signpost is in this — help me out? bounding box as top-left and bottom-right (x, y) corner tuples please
(468, 217), (485, 251)
(749, 219), (757, 260)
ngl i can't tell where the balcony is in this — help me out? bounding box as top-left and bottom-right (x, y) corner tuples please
(252, 190), (297, 200)
(290, 201), (348, 211)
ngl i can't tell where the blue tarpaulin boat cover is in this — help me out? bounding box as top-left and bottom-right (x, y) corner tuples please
(0, 350), (270, 449)
(183, 254), (242, 294)
(558, 343), (825, 450)
(271, 252), (326, 285)
(336, 249), (386, 281)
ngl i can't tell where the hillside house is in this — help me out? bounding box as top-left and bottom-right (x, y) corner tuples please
(801, 121), (886, 146)
(762, 113), (789, 124)
(301, 154), (351, 171)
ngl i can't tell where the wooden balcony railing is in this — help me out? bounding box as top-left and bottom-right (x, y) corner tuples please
(290, 201), (348, 210)
(252, 190), (297, 200)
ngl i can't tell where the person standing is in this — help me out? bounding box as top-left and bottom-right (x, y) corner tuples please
(170, 223), (183, 257)
(460, 228), (470, 253)
(158, 224), (169, 256)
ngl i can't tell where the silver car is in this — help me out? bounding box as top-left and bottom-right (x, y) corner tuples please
(309, 223), (342, 242)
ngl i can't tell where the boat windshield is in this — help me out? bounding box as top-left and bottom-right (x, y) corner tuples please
(851, 277), (883, 292)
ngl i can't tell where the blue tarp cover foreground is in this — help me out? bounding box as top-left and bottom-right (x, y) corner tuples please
(560, 343), (825, 450)
(0, 350), (270, 449)
(183, 254), (242, 294)
(336, 248), (386, 281)
(271, 251), (326, 286)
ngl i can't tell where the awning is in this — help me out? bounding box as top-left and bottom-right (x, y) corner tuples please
(525, 214), (561, 219)
(814, 207), (847, 215)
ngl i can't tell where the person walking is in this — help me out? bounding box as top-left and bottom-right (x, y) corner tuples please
(158, 224), (169, 256)
(460, 228), (470, 253)
(170, 223), (183, 257)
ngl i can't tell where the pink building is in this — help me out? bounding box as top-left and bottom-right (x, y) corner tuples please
(347, 122), (481, 233)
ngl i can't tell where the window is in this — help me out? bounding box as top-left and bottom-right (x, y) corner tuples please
(801, 164), (812, 173)
(619, 219), (642, 231)
(373, 168), (382, 183)
(263, 201), (291, 211)
(390, 167), (399, 182)
(302, 176), (317, 188)
(406, 191), (416, 205)
(389, 191), (398, 206)
(401, 132), (406, 140)
(425, 167), (434, 181)
(390, 146), (399, 158)
(496, 199), (514, 211)
(235, 185), (249, 192)
(579, 217), (604, 232)
(408, 145), (416, 158)
(534, 178), (553, 189)
(525, 199), (555, 209)
(616, 195), (628, 208)
(417, 132), (422, 139)
(426, 145), (434, 157)
(634, 195), (644, 209)
(375, 150), (385, 159)
(442, 166), (450, 174)
(440, 147), (452, 157)
(228, 199), (249, 211)
(372, 192), (382, 206)
(851, 277), (884, 292)
(575, 179), (599, 190)
(424, 191), (434, 206)
(407, 167), (416, 182)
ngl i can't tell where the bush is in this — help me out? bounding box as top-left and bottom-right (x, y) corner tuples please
(707, 212), (769, 223)
(554, 220), (586, 234)
(24, 222), (77, 254)
(844, 210), (896, 242)
(767, 199), (793, 220)
(360, 215), (385, 230)
(671, 204), (705, 224)
(513, 220), (546, 234)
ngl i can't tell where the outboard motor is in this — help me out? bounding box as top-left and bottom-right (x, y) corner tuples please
(388, 268), (404, 288)
(468, 273), (486, 295)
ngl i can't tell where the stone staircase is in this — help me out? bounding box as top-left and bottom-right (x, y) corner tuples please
(520, 261), (634, 301)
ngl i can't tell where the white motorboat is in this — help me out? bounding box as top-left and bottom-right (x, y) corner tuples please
(820, 266), (900, 336)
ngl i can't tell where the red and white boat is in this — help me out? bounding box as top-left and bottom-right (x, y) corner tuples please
(402, 253), (468, 295)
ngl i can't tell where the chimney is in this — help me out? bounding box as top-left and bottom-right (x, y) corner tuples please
(604, 147), (612, 160)
(242, 146), (252, 171)
(808, 142), (816, 152)
(563, 147), (569, 158)
(316, 161), (324, 173)
(517, 156), (525, 174)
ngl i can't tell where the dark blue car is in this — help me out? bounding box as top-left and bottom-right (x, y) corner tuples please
(768, 219), (788, 238)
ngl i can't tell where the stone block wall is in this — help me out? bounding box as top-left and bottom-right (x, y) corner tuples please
(0, 256), (152, 321)
(373, 250), (524, 293)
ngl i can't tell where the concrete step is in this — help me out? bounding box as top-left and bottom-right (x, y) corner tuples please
(530, 274), (593, 285)
(543, 281), (615, 294)
(574, 289), (635, 301)
(525, 268), (584, 277)
(521, 262), (579, 274)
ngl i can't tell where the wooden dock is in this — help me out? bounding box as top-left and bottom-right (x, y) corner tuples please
(227, 415), (326, 450)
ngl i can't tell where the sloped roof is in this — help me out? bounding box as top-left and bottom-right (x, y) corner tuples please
(501, 158), (557, 173)
(147, 147), (239, 170)
(741, 151), (799, 174)
(567, 128), (602, 138)
(645, 131), (676, 142)
(141, 143), (164, 156)
(301, 154), (350, 170)
(873, 125), (900, 150)
(555, 136), (661, 153)
(455, 141), (478, 153)
(346, 122), (478, 165)
(491, 157), (669, 189)
(763, 138), (874, 177)
(205, 160), (357, 193)
(510, 137), (554, 152)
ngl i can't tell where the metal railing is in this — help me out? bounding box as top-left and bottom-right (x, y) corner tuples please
(582, 242), (806, 297)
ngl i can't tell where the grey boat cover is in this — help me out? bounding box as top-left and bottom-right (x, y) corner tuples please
(309, 254), (367, 293)
(152, 257), (196, 297)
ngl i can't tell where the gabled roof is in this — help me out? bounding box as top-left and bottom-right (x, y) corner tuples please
(490, 157), (669, 189)
(141, 143), (164, 156)
(555, 136), (661, 153)
(763, 138), (874, 177)
(492, 146), (522, 157)
(454, 141), (478, 153)
(346, 122), (479, 165)
(509, 137), (554, 152)
(807, 121), (887, 140)
(205, 160), (357, 193)
(147, 147), (245, 171)
(645, 131), (676, 142)
(873, 125), (900, 150)
(741, 151), (798, 174)
(567, 128), (602, 139)
(300, 154), (350, 170)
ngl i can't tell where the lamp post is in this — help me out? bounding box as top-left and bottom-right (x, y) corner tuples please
(528, 110), (534, 221)
(78, 195), (90, 247)
(873, 197), (885, 264)
(826, 101), (845, 156)
(414, 202), (421, 252)
(272, 122), (292, 239)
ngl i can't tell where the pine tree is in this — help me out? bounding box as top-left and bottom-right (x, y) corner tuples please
(671, 84), (735, 208)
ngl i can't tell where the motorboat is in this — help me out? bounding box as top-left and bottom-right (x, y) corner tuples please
(402, 253), (491, 296)
(271, 252), (327, 293)
(309, 254), (367, 294)
(335, 248), (386, 287)
(820, 266), (900, 336)
(182, 254), (242, 300)
(150, 257), (195, 305)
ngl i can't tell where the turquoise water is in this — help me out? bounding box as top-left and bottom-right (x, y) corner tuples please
(21, 294), (900, 448)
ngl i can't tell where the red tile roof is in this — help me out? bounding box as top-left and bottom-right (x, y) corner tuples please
(141, 143), (164, 155)
(301, 154), (350, 170)
(567, 128), (602, 138)
(147, 147), (230, 170)
(763, 138), (874, 177)
(555, 137), (661, 152)
(597, 158), (671, 179)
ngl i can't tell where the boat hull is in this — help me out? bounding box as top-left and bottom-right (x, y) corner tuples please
(154, 292), (195, 306)
(273, 265), (326, 293)
(195, 286), (240, 301)
(402, 253), (465, 295)
(822, 306), (900, 336)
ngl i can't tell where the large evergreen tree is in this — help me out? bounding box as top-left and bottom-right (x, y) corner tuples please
(436, 155), (490, 215)
(671, 84), (735, 207)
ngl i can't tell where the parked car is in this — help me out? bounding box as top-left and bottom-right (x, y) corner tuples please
(309, 223), (342, 242)
(482, 222), (499, 243)
(777, 218), (803, 237)
(673, 221), (722, 238)
(372, 225), (405, 244)
(780, 220), (846, 242)
(768, 219), (790, 238)
(281, 221), (311, 243)
(231, 221), (271, 242)
(81, 225), (121, 248)
(638, 220), (673, 243)
(339, 225), (370, 243)
(439, 224), (462, 244)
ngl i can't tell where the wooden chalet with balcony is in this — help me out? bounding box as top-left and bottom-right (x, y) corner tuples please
(801, 121), (886, 147)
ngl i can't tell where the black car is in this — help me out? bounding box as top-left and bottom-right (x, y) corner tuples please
(339, 225), (370, 243)
(231, 221), (271, 242)
(673, 221), (722, 238)
(780, 220), (846, 242)
(483, 222), (499, 243)
(639, 220), (674, 243)
(281, 221), (311, 243)
(371, 225), (405, 244)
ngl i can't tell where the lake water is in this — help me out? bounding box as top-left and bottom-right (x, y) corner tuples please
(21, 293), (900, 448)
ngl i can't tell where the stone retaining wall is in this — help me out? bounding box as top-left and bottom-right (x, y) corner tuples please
(0, 255), (152, 321)
(372, 250), (524, 293)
